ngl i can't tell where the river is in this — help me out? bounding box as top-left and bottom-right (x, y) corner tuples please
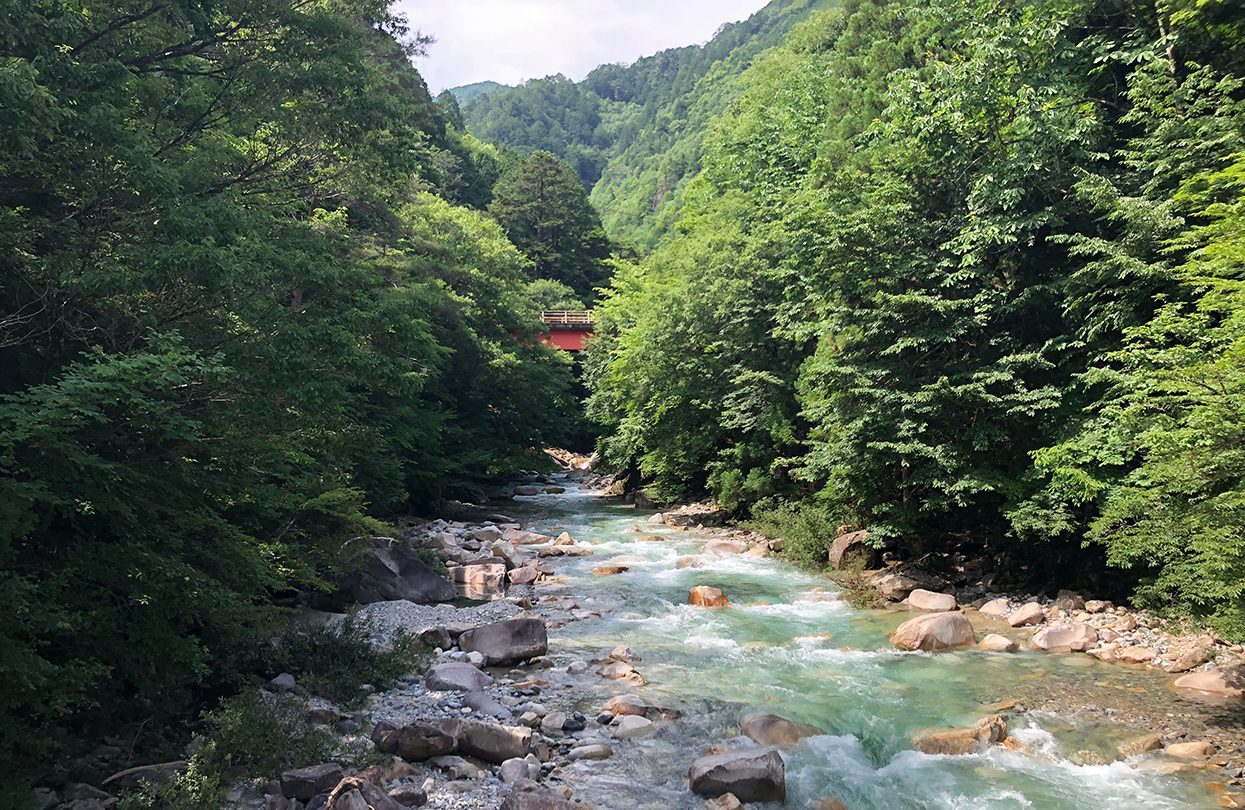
(493, 484), (1223, 808)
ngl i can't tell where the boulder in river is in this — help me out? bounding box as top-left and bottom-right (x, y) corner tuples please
(978, 634), (1018, 653)
(613, 715), (656, 738)
(349, 539), (455, 605)
(601, 694), (681, 721)
(979, 598), (1011, 618)
(740, 713), (823, 747)
(1173, 665), (1245, 699)
(676, 556), (702, 569)
(458, 618), (548, 665)
(513, 485), (542, 496)
(425, 662), (492, 692)
(450, 559), (507, 600)
(1008, 602), (1046, 627)
(689, 747), (786, 803)
(906, 589), (957, 612)
(828, 530), (876, 570)
(689, 586), (730, 607)
(1031, 623), (1097, 652)
(891, 612), (975, 651)
(702, 539), (748, 555)
(912, 715), (1008, 756)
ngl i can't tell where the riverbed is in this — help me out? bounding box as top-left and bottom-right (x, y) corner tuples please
(507, 484), (1223, 809)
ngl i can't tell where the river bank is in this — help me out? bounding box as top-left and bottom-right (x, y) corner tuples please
(210, 478), (1245, 809)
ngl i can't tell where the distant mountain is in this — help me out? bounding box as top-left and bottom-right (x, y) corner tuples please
(447, 81), (508, 105)
(457, 0), (835, 252)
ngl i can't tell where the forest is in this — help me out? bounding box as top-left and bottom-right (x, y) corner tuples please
(3, 0), (1245, 805)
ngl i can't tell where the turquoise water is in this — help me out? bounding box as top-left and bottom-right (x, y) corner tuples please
(512, 487), (1219, 809)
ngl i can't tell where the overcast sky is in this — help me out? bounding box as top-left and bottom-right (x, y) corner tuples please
(396, 0), (772, 93)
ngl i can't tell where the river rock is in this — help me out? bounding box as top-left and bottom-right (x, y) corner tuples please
(601, 694), (681, 721)
(1032, 623), (1097, 652)
(597, 661), (645, 683)
(378, 721), (459, 761)
(387, 783), (428, 807)
(828, 530), (875, 570)
(1084, 599), (1109, 614)
(1119, 733), (1164, 757)
(502, 528), (552, 546)
(509, 566), (540, 585)
(544, 486), (565, 494)
(458, 618), (548, 665)
(569, 743), (613, 760)
(688, 748), (786, 803)
(514, 485), (542, 496)
(280, 763), (344, 800)
(1166, 741), (1215, 759)
(703, 539), (748, 555)
(912, 715), (1008, 756)
(676, 556), (702, 569)
(703, 795), (743, 810)
(425, 662), (492, 692)
(1008, 602), (1046, 627)
(1116, 646), (1156, 664)
(891, 612), (975, 651)
(740, 713), (823, 747)
(979, 598), (1010, 618)
(1174, 665), (1245, 698)
(451, 560), (507, 599)
(469, 526), (503, 543)
(613, 715), (656, 738)
(324, 777), (404, 810)
(907, 589), (957, 612)
(553, 532), (575, 546)
(689, 586), (730, 607)
(979, 634), (1018, 653)
(457, 720), (534, 764)
(1054, 590), (1086, 611)
(592, 565), (630, 575)
(870, 570), (926, 601)
(490, 540), (524, 569)
(349, 539), (456, 605)
(499, 780), (580, 810)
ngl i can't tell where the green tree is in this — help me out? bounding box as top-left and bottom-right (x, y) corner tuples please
(489, 151), (613, 299)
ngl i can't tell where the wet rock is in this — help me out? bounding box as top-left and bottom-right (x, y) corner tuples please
(1031, 623), (1097, 652)
(1166, 741), (1215, 759)
(600, 694), (681, 721)
(979, 598), (1010, 618)
(591, 566), (630, 575)
(553, 532), (576, 546)
(703, 794), (743, 810)
(828, 530), (875, 570)
(891, 612), (975, 651)
(740, 713), (823, 747)
(544, 486), (565, 495)
(702, 539), (748, 555)
(1008, 602), (1046, 627)
(503, 528), (553, 546)
(514, 486), (542, 496)
(688, 747), (786, 803)
(1119, 734), (1164, 757)
(597, 661), (645, 683)
(1174, 665), (1245, 699)
(569, 743), (613, 760)
(608, 644), (639, 663)
(425, 662), (492, 692)
(280, 763), (343, 801)
(979, 634), (1019, 653)
(613, 715), (656, 738)
(912, 715), (1008, 756)
(499, 780), (580, 810)
(689, 586), (730, 608)
(540, 711), (567, 733)
(676, 556), (703, 569)
(906, 589), (957, 612)
(459, 618), (548, 665)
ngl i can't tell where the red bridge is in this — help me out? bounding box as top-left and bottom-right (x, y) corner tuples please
(540, 310), (595, 352)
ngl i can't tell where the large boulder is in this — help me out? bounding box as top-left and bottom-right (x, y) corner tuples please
(458, 618), (548, 665)
(740, 714), (823, 747)
(912, 715), (1008, 756)
(349, 540), (455, 605)
(374, 721), (458, 761)
(457, 720), (534, 764)
(689, 586), (730, 608)
(978, 598), (1011, 618)
(1031, 623), (1097, 652)
(450, 560), (507, 600)
(906, 589), (957, 612)
(424, 662), (492, 692)
(828, 530), (876, 570)
(280, 763), (344, 800)
(1008, 602), (1046, 627)
(499, 780), (580, 810)
(702, 539), (748, 555)
(891, 612), (975, 651)
(978, 634), (1018, 653)
(324, 777), (405, 810)
(689, 748), (786, 804)
(502, 528), (552, 546)
(871, 571), (922, 601)
(1174, 665), (1245, 699)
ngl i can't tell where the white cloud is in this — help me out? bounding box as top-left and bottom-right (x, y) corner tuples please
(396, 0), (772, 92)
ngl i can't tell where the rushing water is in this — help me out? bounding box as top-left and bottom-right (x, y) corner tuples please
(508, 485), (1220, 809)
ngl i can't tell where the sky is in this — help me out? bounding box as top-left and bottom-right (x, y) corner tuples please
(396, 0), (772, 93)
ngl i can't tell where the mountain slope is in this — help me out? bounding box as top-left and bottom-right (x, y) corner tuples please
(455, 0), (835, 251)
(446, 80), (508, 104)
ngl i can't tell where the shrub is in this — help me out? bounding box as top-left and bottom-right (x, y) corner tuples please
(745, 499), (845, 569)
(197, 691), (335, 778)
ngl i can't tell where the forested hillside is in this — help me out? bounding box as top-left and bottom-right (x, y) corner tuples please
(586, 0), (1245, 635)
(0, 0), (580, 794)
(454, 0), (832, 251)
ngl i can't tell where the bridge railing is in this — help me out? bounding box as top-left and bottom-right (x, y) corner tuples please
(540, 310), (595, 327)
